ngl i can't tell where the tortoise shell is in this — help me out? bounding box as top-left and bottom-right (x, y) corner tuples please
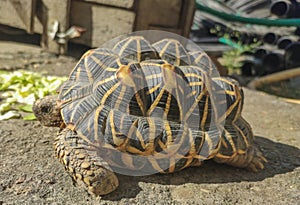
(57, 35), (247, 174)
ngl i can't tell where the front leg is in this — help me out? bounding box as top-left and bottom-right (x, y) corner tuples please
(54, 128), (119, 195)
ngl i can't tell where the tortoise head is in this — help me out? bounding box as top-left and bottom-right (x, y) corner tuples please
(32, 95), (63, 127)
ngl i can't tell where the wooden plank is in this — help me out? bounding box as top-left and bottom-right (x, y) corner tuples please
(38, 0), (70, 54)
(70, 1), (135, 47)
(81, 0), (135, 9)
(179, 0), (195, 37)
(0, 0), (36, 33)
(134, 0), (182, 31)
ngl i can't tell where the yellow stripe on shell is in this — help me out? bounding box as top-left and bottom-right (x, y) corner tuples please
(126, 145), (147, 155)
(117, 37), (133, 57)
(133, 121), (146, 150)
(144, 118), (156, 154)
(223, 128), (237, 154)
(100, 82), (120, 105)
(165, 121), (173, 147)
(162, 64), (177, 90)
(232, 85), (242, 122)
(84, 55), (95, 83)
(184, 72), (203, 79)
(218, 85), (241, 123)
(114, 85), (127, 110)
(106, 67), (118, 72)
(163, 92), (172, 119)
(146, 83), (162, 95)
(159, 40), (172, 59)
(69, 97), (89, 125)
(233, 120), (250, 148)
(93, 104), (105, 142)
(134, 91), (146, 116)
(110, 111), (124, 147)
(183, 85), (206, 123)
(147, 85), (166, 116)
(186, 90), (197, 98)
(189, 81), (203, 86)
(75, 66), (82, 81)
(145, 73), (162, 80)
(200, 93), (209, 130)
(136, 38), (141, 62)
(175, 41), (180, 66)
(194, 52), (205, 62)
(202, 132), (217, 159)
(148, 157), (165, 173)
(94, 75), (116, 88)
(168, 157), (176, 173)
(121, 153), (135, 169)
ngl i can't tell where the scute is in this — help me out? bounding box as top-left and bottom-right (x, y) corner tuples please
(112, 36), (159, 62)
(189, 50), (218, 76)
(68, 48), (120, 83)
(152, 38), (191, 66)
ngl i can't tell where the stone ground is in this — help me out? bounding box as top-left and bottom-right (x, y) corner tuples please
(0, 41), (299, 205)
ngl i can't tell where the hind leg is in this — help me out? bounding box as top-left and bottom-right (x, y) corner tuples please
(214, 144), (267, 172)
(54, 128), (119, 195)
(214, 117), (267, 172)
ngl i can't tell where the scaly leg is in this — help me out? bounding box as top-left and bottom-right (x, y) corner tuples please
(214, 117), (267, 172)
(54, 128), (119, 195)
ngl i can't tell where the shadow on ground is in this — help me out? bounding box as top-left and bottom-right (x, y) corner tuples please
(102, 136), (300, 200)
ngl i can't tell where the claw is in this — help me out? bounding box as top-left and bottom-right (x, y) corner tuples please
(260, 156), (268, 163)
(247, 163), (258, 172)
(252, 160), (264, 170)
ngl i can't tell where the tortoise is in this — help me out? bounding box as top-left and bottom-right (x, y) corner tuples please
(33, 34), (267, 196)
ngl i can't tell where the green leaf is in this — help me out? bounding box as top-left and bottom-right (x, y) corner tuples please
(19, 104), (33, 112)
(0, 103), (11, 114)
(23, 113), (36, 121)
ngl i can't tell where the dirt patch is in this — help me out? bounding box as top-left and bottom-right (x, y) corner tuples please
(0, 41), (299, 204)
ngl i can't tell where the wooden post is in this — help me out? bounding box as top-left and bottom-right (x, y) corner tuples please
(180, 0), (195, 37)
(38, 0), (70, 54)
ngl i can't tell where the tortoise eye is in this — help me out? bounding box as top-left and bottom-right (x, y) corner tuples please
(41, 105), (52, 113)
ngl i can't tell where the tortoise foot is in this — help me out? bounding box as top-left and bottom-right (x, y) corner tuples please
(214, 146), (267, 172)
(54, 129), (119, 195)
(245, 146), (267, 172)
